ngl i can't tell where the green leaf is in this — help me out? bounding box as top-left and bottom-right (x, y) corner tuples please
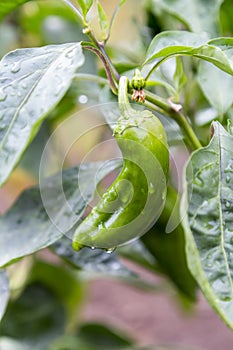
(50, 321), (134, 350)
(144, 30), (208, 63)
(0, 43), (84, 187)
(0, 271), (9, 322)
(150, 0), (223, 37)
(51, 236), (134, 278)
(77, 0), (94, 17)
(198, 61), (233, 114)
(97, 1), (109, 41)
(182, 121), (233, 328)
(144, 31), (233, 76)
(28, 260), (84, 321)
(0, 160), (120, 268)
(173, 57), (187, 95)
(78, 322), (133, 349)
(0, 0), (31, 21)
(0, 283), (66, 347)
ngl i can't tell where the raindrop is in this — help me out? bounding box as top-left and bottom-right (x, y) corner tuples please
(20, 120), (28, 130)
(11, 61), (21, 73)
(225, 201), (231, 209)
(98, 222), (106, 230)
(0, 123), (6, 131)
(194, 175), (204, 187)
(224, 160), (233, 173)
(22, 83), (28, 89)
(0, 89), (7, 101)
(226, 176), (231, 184)
(65, 49), (75, 59)
(220, 296), (232, 302)
(91, 246), (95, 250)
(17, 91), (22, 97)
(105, 248), (115, 254)
(54, 84), (64, 97)
(148, 182), (155, 194)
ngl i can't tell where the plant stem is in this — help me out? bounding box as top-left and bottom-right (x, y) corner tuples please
(144, 90), (202, 151)
(61, 0), (83, 22)
(83, 44), (118, 94)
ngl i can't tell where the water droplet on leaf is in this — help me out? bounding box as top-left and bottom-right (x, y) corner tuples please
(226, 176), (231, 183)
(148, 182), (155, 194)
(194, 175), (204, 187)
(0, 123), (6, 131)
(0, 89), (7, 101)
(105, 248), (115, 254)
(11, 61), (21, 73)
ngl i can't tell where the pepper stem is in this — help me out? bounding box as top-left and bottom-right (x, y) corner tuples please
(118, 76), (136, 119)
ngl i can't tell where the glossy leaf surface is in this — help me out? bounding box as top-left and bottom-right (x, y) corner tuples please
(0, 43), (84, 186)
(0, 271), (9, 322)
(182, 121), (233, 328)
(144, 31), (233, 76)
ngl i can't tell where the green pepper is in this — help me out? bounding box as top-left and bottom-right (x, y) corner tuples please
(72, 76), (169, 251)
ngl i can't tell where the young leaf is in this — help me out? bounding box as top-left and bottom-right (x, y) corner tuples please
(0, 43), (84, 187)
(0, 270), (9, 322)
(97, 1), (109, 41)
(0, 160), (120, 268)
(0, 0), (30, 21)
(182, 121), (233, 328)
(78, 0), (94, 17)
(144, 31), (208, 63)
(149, 0), (223, 37)
(173, 57), (187, 95)
(198, 61), (233, 115)
(144, 31), (233, 76)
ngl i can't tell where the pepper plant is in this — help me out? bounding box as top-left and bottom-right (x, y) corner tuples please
(1, 0), (233, 349)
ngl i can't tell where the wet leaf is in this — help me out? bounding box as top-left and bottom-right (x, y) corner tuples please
(144, 31), (233, 76)
(0, 43), (84, 186)
(182, 121), (233, 328)
(0, 160), (120, 268)
(51, 236), (134, 278)
(198, 61), (233, 114)
(0, 270), (9, 322)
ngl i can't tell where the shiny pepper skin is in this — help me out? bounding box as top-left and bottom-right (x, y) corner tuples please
(72, 76), (169, 251)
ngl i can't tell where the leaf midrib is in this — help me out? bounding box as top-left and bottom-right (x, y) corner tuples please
(218, 128), (233, 297)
